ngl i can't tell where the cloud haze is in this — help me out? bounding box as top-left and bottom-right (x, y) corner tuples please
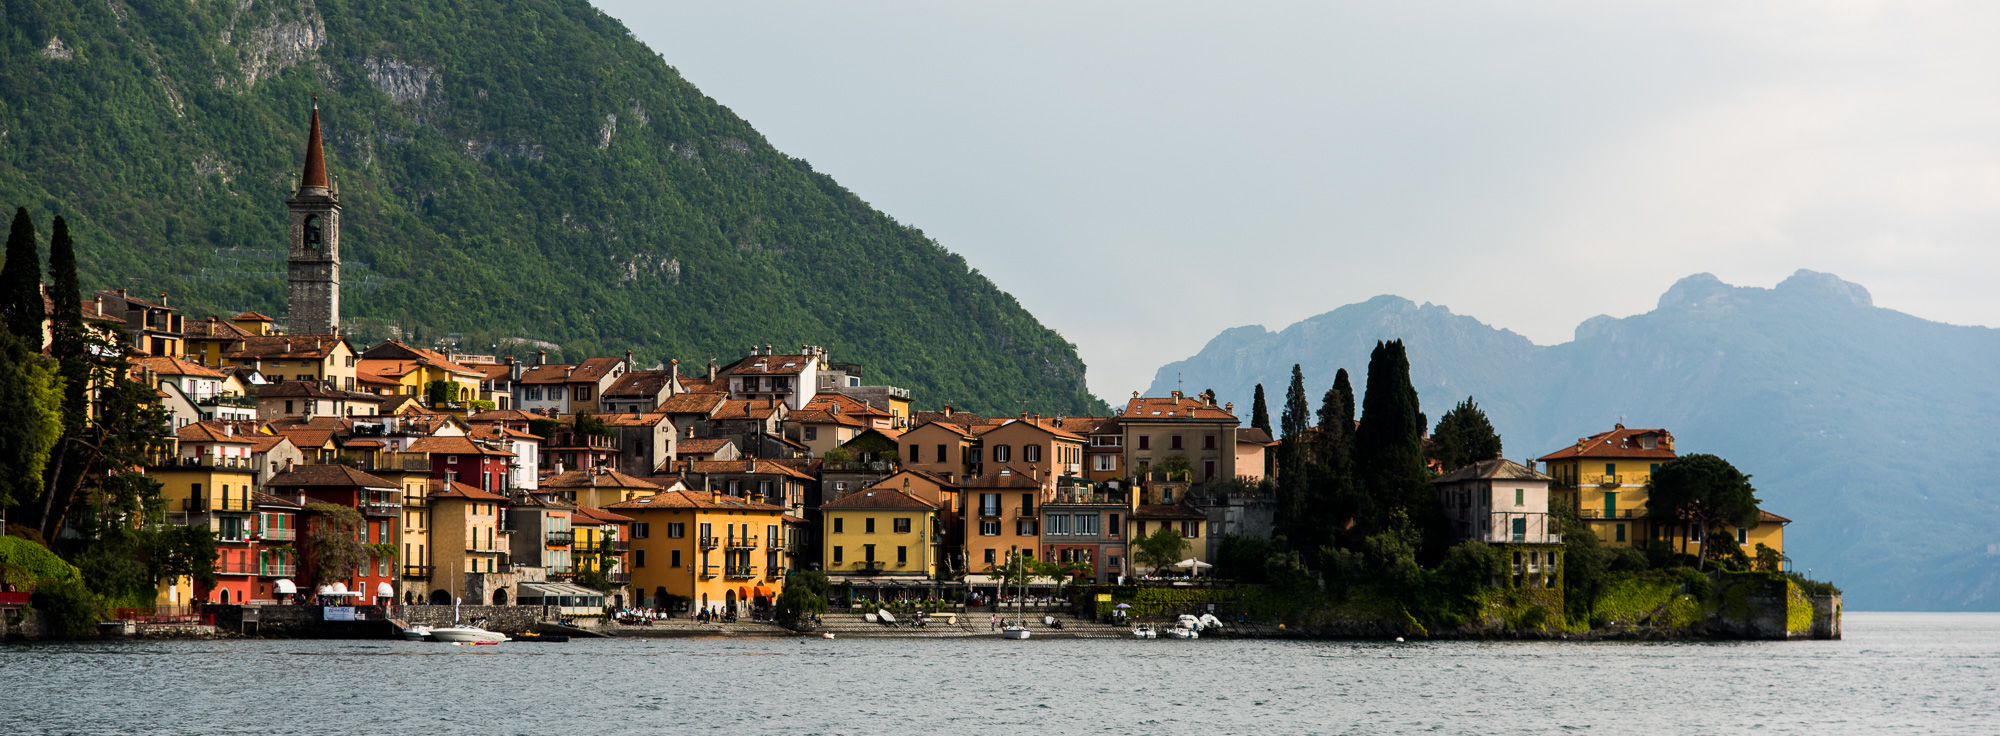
(592, 1), (2000, 401)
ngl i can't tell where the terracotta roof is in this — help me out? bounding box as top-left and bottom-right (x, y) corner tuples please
(134, 356), (227, 379)
(95, 289), (170, 311)
(355, 370), (401, 388)
(677, 376), (718, 393)
(224, 334), (349, 360)
(244, 435), (293, 453)
(357, 341), (485, 377)
(598, 411), (671, 427)
(468, 409), (539, 423)
(267, 464), (398, 490)
(712, 399), (782, 421)
(467, 424), (542, 442)
(184, 317), (253, 340)
(657, 392), (727, 415)
(720, 354), (813, 376)
(342, 439), (386, 449)
(267, 416), (354, 432)
(81, 300), (124, 324)
(299, 106), (329, 188)
(406, 436), (516, 457)
(429, 477), (507, 501)
(1432, 458), (1552, 484)
(253, 381), (380, 401)
(986, 416), (1086, 441)
(542, 469), (663, 490)
(823, 487), (938, 510)
(686, 459), (814, 480)
(1132, 503), (1207, 521)
(789, 409), (867, 428)
(235, 311), (276, 322)
(911, 410), (986, 429)
(1760, 509), (1792, 524)
(905, 419), (977, 439)
(272, 428), (337, 450)
(962, 470), (1044, 489)
(519, 357), (625, 385)
(571, 505), (634, 525)
(1120, 395), (1238, 422)
(605, 489), (790, 513)
(1537, 425), (1678, 462)
(469, 363), (514, 381)
(676, 438), (734, 455)
(251, 491), (303, 509)
(175, 421), (255, 445)
(803, 393), (891, 418)
(605, 370), (676, 398)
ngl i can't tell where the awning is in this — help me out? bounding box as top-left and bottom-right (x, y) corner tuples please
(963, 575), (1060, 587)
(376, 582), (394, 597)
(274, 579), (297, 595)
(752, 586), (773, 598)
(517, 582), (606, 607)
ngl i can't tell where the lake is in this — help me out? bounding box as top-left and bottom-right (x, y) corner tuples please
(2, 612), (1994, 735)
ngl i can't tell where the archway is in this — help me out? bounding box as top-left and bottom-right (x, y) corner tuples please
(403, 591), (414, 605)
(655, 587), (669, 611)
(218, 588), (230, 604)
(725, 589), (737, 614)
(430, 589), (451, 605)
(614, 594), (624, 609)
(492, 588), (510, 606)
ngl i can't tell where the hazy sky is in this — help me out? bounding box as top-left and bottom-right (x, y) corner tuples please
(592, 1), (2000, 402)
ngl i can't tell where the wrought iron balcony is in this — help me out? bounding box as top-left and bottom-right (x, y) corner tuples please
(545, 531), (574, 546)
(259, 527), (296, 541)
(259, 563), (296, 578)
(699, 565), (719, 579)
(725, 535), (758, 550)
(403, 564), (432, 579)
(724, 565), (756, 579)
(698, 536), (720, 551)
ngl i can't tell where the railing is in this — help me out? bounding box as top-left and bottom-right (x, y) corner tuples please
(724, 565), (756, 579)
(361, 501), (399, 516)
(700, 565), (719, 579)
(545, 531), (574, 546)
(153, 455), (255, 470)
(401, 495), (427, 507)
(1479, 511), (1563, 545)
(361, 457), (433, 473)
(183, 496), (254, 513)
(726, 535), (758, 550)
(111, 606), (213, 626)
(260, 563), (297, 577)
(217, 560), (259, 575)
(605, 572), (631, 585)
(979, 507), (1002, 519)
(403, 564), (432, 579)
(1585, 474), (1649, 487)
(196, 395), (259, 408)
(698, 536), (720, 551)
(1578, 508), (1643, 520)
(261, 527), (297, 541)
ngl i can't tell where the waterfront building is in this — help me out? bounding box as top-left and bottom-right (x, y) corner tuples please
(978, 414), (1089, 487)
(505, 492), (577, 582)
(1039, 478), (1128, 583)
(406, 435), (515, 494)
(1126, 476), (1209, 576)
(1119, 391), (1241, 484)
(541, 468), (664, 510)
(1539, 424), (1791, 563)
(821, 485), (941, 594)
(606, 490), (790, 615)
(265, 464), (402, 605)
(901, 418), (980, 483)
(963, 469), (1048, 572)
(425, 479), (512, 604)
(152, 422), (260, 605)
(1432, 458), (1564, 590)
(571, 504), (634, 605)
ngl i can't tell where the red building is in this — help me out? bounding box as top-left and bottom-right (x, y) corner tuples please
(407, 436), (518, 493)
(266, 465), (401, 605)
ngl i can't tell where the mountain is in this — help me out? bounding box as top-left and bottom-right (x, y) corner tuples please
(1150, 271), (2000, 611)
(0, 0), (1105, 415)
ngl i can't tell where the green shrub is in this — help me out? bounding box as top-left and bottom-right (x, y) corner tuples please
(30, 578), (102, 639)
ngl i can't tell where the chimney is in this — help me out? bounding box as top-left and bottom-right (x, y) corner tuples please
(1224, 402), (1233, 413)
(1032, 413), (1040, 424)
(746, 457), (756, 472)
(158, 292), (168, 307)
(764, 343), (773, 356)
(1020, 411), (1028, 420)
(1131, 391), (1139, 399)
(538, 350), (548, 365)
(943, 404), (953, 418)
(1171, 390), (1181, 400)
(225, 423), (233, 437)
(95, 297), (102, 316)
(686, 425), (694, 439)
(284, 458), (295, 474)
(117, 287), (127, 298)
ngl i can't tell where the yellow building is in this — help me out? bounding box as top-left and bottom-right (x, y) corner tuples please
(151, 425), (260, 606)
(1540, 425), (1790, 561)
(541, 469), (664, 509)
(357, 341), (487, 404)
(607, 490), (789, 615)
(821, 486), (940, 587)
(425, 479), (511, 604)
(220, 334), (358, 392)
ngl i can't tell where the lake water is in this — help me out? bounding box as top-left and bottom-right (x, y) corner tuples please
(2, 612), (1995, 735)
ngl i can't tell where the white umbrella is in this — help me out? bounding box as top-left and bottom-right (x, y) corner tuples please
(1172, 559), (1212, 569)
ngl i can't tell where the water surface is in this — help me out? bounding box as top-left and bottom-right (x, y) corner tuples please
(3, 612), (1994, 735)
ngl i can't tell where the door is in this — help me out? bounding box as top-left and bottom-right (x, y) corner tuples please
(1511, 517), (1526, 542)
(1603, 492), (1618, 519)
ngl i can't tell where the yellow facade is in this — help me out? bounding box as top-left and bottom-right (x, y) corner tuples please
(1543, 456), (1668, 547)
(822, 504), (937, 579)
(608, 491), (789, 614)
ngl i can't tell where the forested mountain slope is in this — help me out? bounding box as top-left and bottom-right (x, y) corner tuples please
(1151, 271), (2000, 611)
(0, 0), (1105, 414)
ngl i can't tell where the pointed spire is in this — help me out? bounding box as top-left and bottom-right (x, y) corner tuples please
(300, 99), (329, 189)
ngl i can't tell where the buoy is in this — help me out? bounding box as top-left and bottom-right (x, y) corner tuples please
(822, 632), (836, 639)
(1395, 637), (1405, 642)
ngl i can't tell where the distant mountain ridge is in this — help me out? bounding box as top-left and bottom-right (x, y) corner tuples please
(0, 0), (1105, 415)
(1149, 270), (2000, 611)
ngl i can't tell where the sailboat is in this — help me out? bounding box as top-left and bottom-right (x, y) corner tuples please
(1002, 553), (1031, 640)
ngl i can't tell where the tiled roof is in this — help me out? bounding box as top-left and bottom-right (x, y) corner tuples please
(571, 505), (634, 525)
(1236, 427), (1275, 445)
(677, 376), (718, 393)
(406, 436), (516, 457)
(244, 435), (293, 453)
(823, 487), (937, 511)
(468, 409), (539, 423)
(1760, 509), (1792, 524)
(253, 381), (381, 401)
(134, 356), (227, 378)
(720, 354), (812, 376)
(987, 416), (1086, 441)
(687, 459), (814, 480)
(598, 411), (671, 427)
(657, 392), (727, 415)
(429, 477), (507, 501)
(467, 424), (542, 442)
(1431, 458), (1552, 484)
(675, 438), (734, 455)
(267, 464), (398, 490)
(272, 428), (338, 449)
(803, 393), (891, 418)
(1132, 503), (1207, 521)
(542, 469), (663, 490)
(235, 311), (275, 322)
(358, 340), (485, 376)
(605, 370), (676, 398)
(604, 490), (789, 513)
(790, 409), (867, 428)
(962, 470), (1044, 489)
(1120, 394), (1238, 422)
(224, 334), (348, 360)
(911, 410), (986, 429)
(519, 356), (624, 385)
(712, 399), (781, 421)
(251, 491), (303, 509)
(184, 317), (253, 340)
(176, 421), (255, 444)
(1537, 425), (1677, 462)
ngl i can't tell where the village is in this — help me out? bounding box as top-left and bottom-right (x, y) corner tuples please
(1, 110), (1806, 643)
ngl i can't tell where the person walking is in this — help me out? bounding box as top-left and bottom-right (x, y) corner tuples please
(990, 614), (998, 631)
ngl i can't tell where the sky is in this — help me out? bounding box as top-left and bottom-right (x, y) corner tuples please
(592, 1), (2000, 403)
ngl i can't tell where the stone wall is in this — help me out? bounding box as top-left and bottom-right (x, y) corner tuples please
(398, 605), (548, 634)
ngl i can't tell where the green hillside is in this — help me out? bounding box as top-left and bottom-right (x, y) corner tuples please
(0, 0), (1104, 415)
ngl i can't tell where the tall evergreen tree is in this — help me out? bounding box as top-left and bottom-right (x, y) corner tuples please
(1250, 384), (1271, 434)
(1353, 341), (1433, 543)
(1, 207), (46, 345)
(1275, 365), (1315, 551)
(46, 216), (89, 423)
(1431, 396), (1503, 472)
(1332, 368), (1354, 428)
(1311, 370), (1359, 550)
(1280, 365), (1311, 442)
(0, 332), (64, 521)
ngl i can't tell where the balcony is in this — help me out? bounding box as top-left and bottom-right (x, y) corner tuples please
(401, 495), (427, 508)
(361, 500), (399, 517)
(698, 536), (720, 551)
(182, 496), (254, 513)
(545, 531), (574, 546)
(1579, 508), (1644, 520)
(605, 572), (631, 585)
(196, 394), (259, 408)
(362, 456), (433, 473)
(259, 563), (297, 578)
(726, 535), (758, 550)
(260, 527), (296, 541)
(979, 507), (1003, 519)
(700, 565), (719, 579)
(403, 564), (433, 579)
(217, 560), (259, 576)
(724, 565), (757, 580)
(153, 455), (255, 471)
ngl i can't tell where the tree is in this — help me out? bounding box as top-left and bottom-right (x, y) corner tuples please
(0, 207), (44, 345)
(1275, 365), (1315, 552)
(774, 570), (830, 627)
(1131, 525), (1190, 574)
(1430, 396), (1503, 472)
(1250, 384), (1271, 435)
(1353, 341), (1431, 541)
(302, 503), (369, 588)
(0, 333), (62, 520)
(148, 524), (219, 604)
(45, 216), (88, 425)
(424, 379), (459, 406)
(1213, 534), (1274, 583)
(1311, 369), (1359, 550)
(1280, 365), (1311, 442)
(1645, 454), (1762, 571)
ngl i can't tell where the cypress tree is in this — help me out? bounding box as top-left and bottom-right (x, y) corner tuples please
(1332, 368), (1354, 428)
(46, 216), (89, 423)
(1250, 384), (1271, 434)
(1353, 341), (1427, 536)
(1, 207), (46, 345)
(1280, 365), (1310, 442)
(1275, 365), (1315, 551)
(1311, 369), (1359, 550)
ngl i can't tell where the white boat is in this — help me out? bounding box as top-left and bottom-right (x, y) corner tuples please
(1002, 624), (1032, 640)
(1167, 625), (1199, 639)
(1199, 613), (1225, 631)
(428, 625), (510, 643)
(401, 625), (433, 641)
(1131, 624), (1157, 639)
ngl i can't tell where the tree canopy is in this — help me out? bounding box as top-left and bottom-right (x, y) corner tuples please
(1646, 454), (1762, 570)
(1430, 396), (1503, 472)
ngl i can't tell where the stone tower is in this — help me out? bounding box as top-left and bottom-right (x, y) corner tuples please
(286, 104), (341, 336)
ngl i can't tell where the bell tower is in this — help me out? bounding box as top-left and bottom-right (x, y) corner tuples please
(286, 102), (341, 336)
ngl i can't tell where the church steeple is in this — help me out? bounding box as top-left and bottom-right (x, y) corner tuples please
(287, 101), (342, 336)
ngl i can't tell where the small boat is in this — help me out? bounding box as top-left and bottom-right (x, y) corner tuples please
(512, 633), (568, 643)
(401, 625), (433, 641)
(822, 632), (836, 640)
(1131, 624), (1157, 639)
(1167, 625), (1199, 639)
(1002, 623), (1032, 640)
(429, 625), (510, 643)
(878, 609), (897, 625)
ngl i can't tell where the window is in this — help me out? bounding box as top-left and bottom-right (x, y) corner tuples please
(632, 522), (650, 539)
(908, 444), (920, 463)
(1138, 435), (1150, 450)
(894, 518), (911, 534)
(1047, 514), (1069, 535)
(865, 517), (876, 534)
(897, 546), (908, 564)
(993, 445), (1011, 463)
(1605, 463), (1617, 478)
(804, 426), (817, 441)
(1025, 444), (1041, 463)
(574, 386), (592, 402)
(1017, 520), (1038, 536)
(1738, 527), (1748, 545)
(834, 517), (845, 534)
(863, 544), (877, 562)
(637, 549), (648, 568)
(833, 546), (844, 563)
(1615, 523), (1627, 543)
(979, 493), (1001, 517)
(1204, 460), (1215, 479)
(1515, 489), (1524, 507)
(1109, 555), (1122, 569)
(526, 387), (541, 401)
(666, 522), (685, 538)
(937, 445), (948, 464)
(1108, 514), (1120, 537)
(1204, 434), (1216, 450)
(1180, 521), (1200, 538)
(984, 548), (996, 564)
(980, 520), (1000, 536)
(1093, 455), (1114, 471)
(1171, 435), (1183, 450)
(967, 448), (982, 464)
(1604, 492), (1618, 519)
(1076, 514), (1097, 535)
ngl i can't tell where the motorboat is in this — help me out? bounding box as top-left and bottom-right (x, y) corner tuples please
(428, 625), (510, 643)
(1002, 623), (1032, 640)
(1131, 624), (1157, 639)
(1167, 625), (1199, 640)
(400, 625), (433, 641)
(1198, 613), (1225, 631)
